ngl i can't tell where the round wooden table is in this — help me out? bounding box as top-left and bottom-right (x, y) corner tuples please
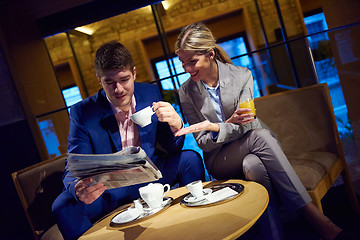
(80, 179), (268, 240)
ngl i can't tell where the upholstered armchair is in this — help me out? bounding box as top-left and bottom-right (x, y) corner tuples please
(255, 83), (359, 214)
(12, 155), (65, 240)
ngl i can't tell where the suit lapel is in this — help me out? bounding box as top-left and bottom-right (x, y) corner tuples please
(190, 81), (220, 123)
(218, 61), (237, 119)
(98, 90), (122, 151)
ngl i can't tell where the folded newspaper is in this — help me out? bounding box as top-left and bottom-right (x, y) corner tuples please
(66, 146), (162, 189)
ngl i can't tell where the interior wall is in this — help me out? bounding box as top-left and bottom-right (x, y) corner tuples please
(55, 62), (75, 88)
(299, 0), (322, 14)
(0, 6), (67, 160)
(0, 36), (42, 240)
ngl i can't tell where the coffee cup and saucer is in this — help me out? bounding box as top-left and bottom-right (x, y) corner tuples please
(111, 183), (173, 226)
(183, 180), (212, 203)
(110, 199), (144, 225)
(139, 183), (172, 213)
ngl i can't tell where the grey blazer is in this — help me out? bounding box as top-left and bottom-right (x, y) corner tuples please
(179, 60), (271, 168)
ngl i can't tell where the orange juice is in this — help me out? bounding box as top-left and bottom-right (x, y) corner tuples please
(238, 98), (256, 116)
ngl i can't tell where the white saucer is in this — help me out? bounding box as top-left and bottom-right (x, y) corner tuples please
(110, 197), (173, 226)
(111, 208), (142, 224)
(184, 188), (212, 203)
(142, 198), (171, 213)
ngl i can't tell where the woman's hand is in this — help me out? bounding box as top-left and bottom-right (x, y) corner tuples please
(226, 108), (255, 125)
(153, 101), (183, 133)
(174, 120), (219, 136)
(75, 178), (107, 204)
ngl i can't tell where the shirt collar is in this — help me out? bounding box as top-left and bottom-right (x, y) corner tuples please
(107, 95), (136, 116)
(201, 79), (220, 90)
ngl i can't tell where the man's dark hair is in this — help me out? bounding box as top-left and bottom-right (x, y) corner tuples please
(94, 41), (135, 77)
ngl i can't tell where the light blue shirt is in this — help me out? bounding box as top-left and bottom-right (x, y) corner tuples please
(201, 80), (226, 122)
(201, 81), (225, 140)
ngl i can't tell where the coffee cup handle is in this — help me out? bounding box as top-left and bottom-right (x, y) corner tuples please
(163, 184), (170, 197)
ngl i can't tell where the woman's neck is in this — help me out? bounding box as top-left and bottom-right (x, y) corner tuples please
(202, 60), (218, 87)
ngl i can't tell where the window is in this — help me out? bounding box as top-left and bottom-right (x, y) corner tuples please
(304, 11), (349, 135)
(154, 56), (189, 90)
(38, 119), (60, 157)
(217, 34), (261, 98)
(304, 12), (328, 49)
(62, 85), (82, 112)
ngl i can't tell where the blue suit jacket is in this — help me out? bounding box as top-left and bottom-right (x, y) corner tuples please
(64, 82), (184, 198)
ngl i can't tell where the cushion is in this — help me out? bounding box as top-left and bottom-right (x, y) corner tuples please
(16, 156), (65, 234)
(41, 224), (63, 240)
(287, 152), (337, 189)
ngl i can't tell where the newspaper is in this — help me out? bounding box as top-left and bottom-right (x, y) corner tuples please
(66, 147), (162, 189)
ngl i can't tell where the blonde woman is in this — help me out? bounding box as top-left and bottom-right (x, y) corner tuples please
(175, 22), (344, 240)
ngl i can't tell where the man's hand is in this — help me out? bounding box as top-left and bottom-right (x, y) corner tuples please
(174, 120), (219, 136)
(75, 178), (107, 204)
(153, 101), (183, 133)
(226, 108), (255, 125)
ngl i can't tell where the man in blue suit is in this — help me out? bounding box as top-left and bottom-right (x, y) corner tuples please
(52, 41), (205, 240)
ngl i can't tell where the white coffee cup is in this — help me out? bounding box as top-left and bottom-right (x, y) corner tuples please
(186, 180), (204, 198)
(133, 199), (143, 211)
(139, 183), (170, 209)
(130, 106), (155, 127)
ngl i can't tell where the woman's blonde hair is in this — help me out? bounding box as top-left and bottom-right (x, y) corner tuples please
(175, 22), (232, 64)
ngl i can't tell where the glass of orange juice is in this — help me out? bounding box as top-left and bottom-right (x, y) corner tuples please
(238, 87), (256, 117)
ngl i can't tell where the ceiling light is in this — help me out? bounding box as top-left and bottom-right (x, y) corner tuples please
(75, 27), (94, 35)
(162, 1), (170, 10)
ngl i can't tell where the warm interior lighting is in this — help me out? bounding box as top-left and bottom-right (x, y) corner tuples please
(162, 1), (170, 10)
(75, 26), (94, 35)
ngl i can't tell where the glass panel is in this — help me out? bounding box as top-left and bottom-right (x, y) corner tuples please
(231, 48), (278, 96)
(173, 57), (190, 86)
(38, 119), (60, 157)
(155, 61), (171, 79)
(62, 86), (82, 112)
(43, 34), (83, 157)
(304, 12), (349, 136)
(275, 0), (307, 42)
(247, 50), (275, 97)
(218, 36), (262, 98)
(304, 12), (329, 48)
(253, 0), (282, 44)
(154, 57), (190, 90)
(37, 109), (70, 157)
(45, 33), (87, 100)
